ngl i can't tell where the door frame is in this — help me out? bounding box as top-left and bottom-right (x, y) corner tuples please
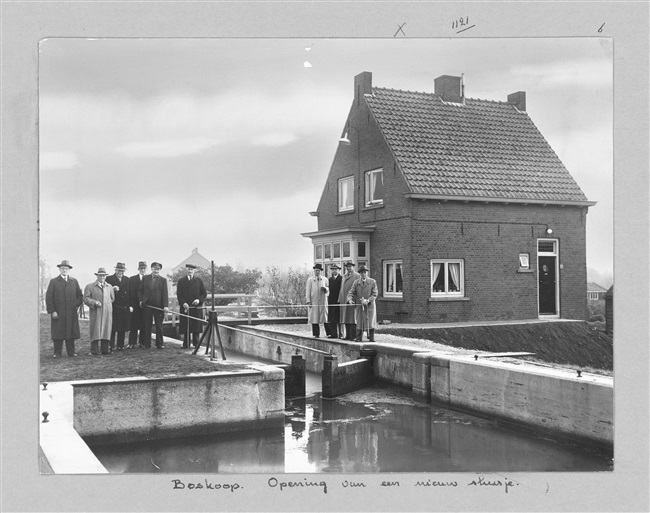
(537, 238), (560, 318)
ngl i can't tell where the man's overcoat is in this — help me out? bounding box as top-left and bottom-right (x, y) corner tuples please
(106, 273), (131, 332)
(129, 273), (146, 330)
(346, 277), (378, 331)
(45, 275), (83, 339)
(84, 281), (115, 341)
(176, 275), (207, 333)
(306, 274), (329, 324)
(327, 274), (343, 324)
(338, 270), (360, 324)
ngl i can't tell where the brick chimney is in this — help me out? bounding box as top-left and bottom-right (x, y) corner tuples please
(434, 75), (464, 103)
(354, 72), (372, 104)
(507, 91), (526, 111)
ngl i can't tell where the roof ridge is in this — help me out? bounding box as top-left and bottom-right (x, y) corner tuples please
(371, 86), (515, 106)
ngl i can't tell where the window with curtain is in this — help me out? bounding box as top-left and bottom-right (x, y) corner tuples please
(384, 260), (403, 298)
(365, 168), (385, 206)
(431, 259), (464, 296)
(338, 176), (354, 212)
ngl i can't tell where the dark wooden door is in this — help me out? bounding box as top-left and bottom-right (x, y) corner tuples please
(538, 256), (557, 315)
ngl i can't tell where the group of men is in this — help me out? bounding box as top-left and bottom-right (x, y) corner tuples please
(45, 259), (206, 357)
(306, 260), (378, 342)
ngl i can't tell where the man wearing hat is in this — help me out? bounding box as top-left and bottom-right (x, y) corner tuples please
(324, 264), (343, 339)
(338, 261), (360, 340)
(346, 265), (378, 342)
(139, 261), (169, 349)
(84, 267), (115, 355)
(128, 261), (148, 349)
(176, 263), (207, 349)
(45, 260), (83, 357)
(305, 263), (329, 338)
(106, 262), (131, 351)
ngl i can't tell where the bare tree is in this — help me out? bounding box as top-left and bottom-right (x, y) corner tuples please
(259, 265), (310, 317)
(39, 255), (51, 312)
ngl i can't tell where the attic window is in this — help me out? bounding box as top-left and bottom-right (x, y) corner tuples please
(338, 176), (354, 212)
(365, 168), (385, 206)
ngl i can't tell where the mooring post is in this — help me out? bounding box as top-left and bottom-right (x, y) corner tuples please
(322, 354), (339, 398)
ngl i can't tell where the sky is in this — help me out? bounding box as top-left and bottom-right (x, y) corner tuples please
(39, 38), (613, 285)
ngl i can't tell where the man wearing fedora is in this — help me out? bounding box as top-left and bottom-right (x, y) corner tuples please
(306, 263), (329, 338)
(128, 261), (148, 349)
(139, 261), (169, 349)
(45, 260), (83, 357)
(106, 262), (131, 351)
(176, 263), (207, 349)
(325, 264), (343, 339)
(84, 267), (115, 355)
(338, 261), (360, 341)
(346, 265), (378, 342)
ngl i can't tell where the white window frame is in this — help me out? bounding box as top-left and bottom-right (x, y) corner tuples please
(519, 253), (530, 269)
(314, 238), (369, 269)
(338, 176), (354, 212)
(365, 168), (384, 206)
(383, 260), (403, 298)
(430, 259), (464, 297)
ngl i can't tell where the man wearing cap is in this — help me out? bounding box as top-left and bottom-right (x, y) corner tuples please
(128, 261), (148, 349)
(84, 267), (115, 355)
(45, 260), (83, 357)
(338, 261), (360, 341)
(176, 264), (207, 349)
(106, 262), (131, 351)
(346, 265), (378, 342)
(325, 264), (343, 339)
(139, 261), (169, 349)
(305, 263), (329, 338)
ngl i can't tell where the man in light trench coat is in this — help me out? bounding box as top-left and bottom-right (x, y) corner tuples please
(346, 265), (378, 342)
(338, 261), (360, 341)
(84, 267), (115, 355)
(306, 263), (329, 338)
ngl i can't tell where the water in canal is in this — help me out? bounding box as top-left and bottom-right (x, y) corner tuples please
(90, 383), (612, 473)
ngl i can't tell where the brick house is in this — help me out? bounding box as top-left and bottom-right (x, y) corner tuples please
(302, 72), (595, 323)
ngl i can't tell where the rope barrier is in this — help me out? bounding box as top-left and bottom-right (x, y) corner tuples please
(145, 304), (209, 324)
(191, 302), (364, 309)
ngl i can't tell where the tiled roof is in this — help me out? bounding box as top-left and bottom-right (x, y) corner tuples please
(365, 87), (589, 203)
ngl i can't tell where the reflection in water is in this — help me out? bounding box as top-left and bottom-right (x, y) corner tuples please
(91, 385), (613, 473)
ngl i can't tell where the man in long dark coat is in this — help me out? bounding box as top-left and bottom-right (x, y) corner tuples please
(176, 263), (207, 349)
(139, 261), (169, 349)
(325, 264), (343, 339)
(127, 261), (148, 349)
(45, 259), (83, 357)
(106, 262), (131, 351)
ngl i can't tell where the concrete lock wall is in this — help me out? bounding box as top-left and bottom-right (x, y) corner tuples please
(73, 367), (285, 445)
(219, 325), (364, 372)
(425, 355), (613, 446)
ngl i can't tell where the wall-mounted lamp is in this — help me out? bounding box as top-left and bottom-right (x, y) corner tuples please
(546, 228), (553, 235)
(338, 133), (351, 145)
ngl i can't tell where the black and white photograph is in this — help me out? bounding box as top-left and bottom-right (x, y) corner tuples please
(37, 35), (616, 474)
(2, 2), (649, 512)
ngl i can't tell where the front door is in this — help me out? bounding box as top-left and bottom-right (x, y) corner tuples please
(538, 256), (557, 315)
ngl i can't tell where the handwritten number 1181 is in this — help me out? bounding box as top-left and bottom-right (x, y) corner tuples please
(452, 17), (469, 29)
